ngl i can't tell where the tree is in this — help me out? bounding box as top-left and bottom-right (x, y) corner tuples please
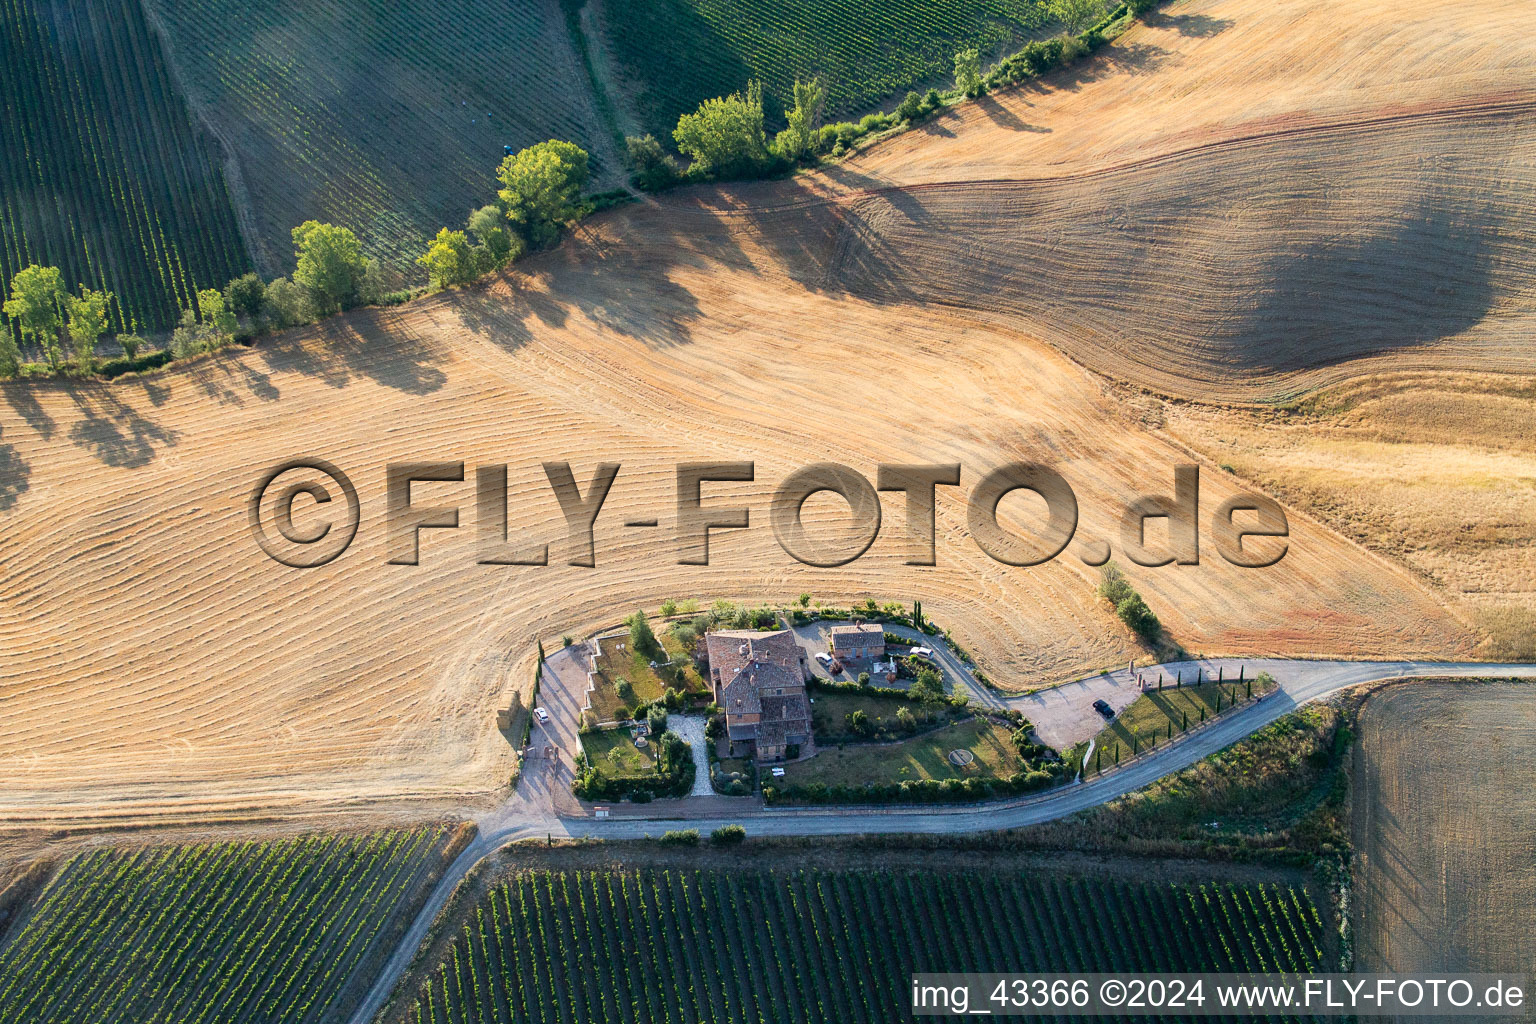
(291, 221), (369, 314)
(857, 671), (871, 687)
(896, 706), (917, 733)
(466, 205), (520, 267)
(197, 288), (237, 337)
(116, 333), (143, 361)
(262, 277), (312, 329)
(673, 81), (768, 178)
(628, 609), (659, 657)
(896, 90), (925, 121)
(1115, 592), (1160, 643)
(4, 265), (65, 370)
(65, 287), (112, 372)
(1048, 0), (1107, 35)
(616, 679), (637, 705)
(847, 709), (870, 736)
(418, 228), (477, 289)
(912, 667), (945, 702)
(775, 77), (825, 161)
(169, 311), (210, 358)
(358, 259), (384, 306)
(168, 289), (237, 359)
(497, 140), (590, 247)
(224, 273), (266, 322)
(1097, 561), (1134, 605)
(0, 331), (19, 378)
(647, 705), (670, 739)
(953, 48), (982, 98)
(625, 134), (680, 191)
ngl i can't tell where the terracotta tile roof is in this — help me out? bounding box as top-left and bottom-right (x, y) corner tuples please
(829, 623), (884, 648)
(705, 629), (799, 681)
(706, 629), (810, 751)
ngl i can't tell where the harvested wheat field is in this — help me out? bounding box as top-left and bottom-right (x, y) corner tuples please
(1168, 373), (1536, 658)
(1353, 681), (1536, 973)
(0, 0), (1527, 832)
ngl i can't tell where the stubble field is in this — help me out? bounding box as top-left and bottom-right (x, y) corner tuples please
(1353, 681), (1536, 973)
(0, 0), (1528, 838)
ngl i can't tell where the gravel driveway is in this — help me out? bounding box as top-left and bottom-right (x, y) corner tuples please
(667, 714), (715, 797)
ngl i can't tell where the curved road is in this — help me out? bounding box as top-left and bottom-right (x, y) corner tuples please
(349, 658), (1536, 1024)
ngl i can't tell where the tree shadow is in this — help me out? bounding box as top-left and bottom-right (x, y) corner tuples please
(1143, 11), (1235, 37)
(973, 94), (1052, 133)
(257, 308), (448, 395)
(64, 386), (182, 468)
(450, 191), (763, 352)
(184, 351), (282, 407)
(1, 386), (56, 441)
(0, 437), (31, 511)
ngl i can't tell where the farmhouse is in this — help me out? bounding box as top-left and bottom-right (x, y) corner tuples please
(829, 623), (885, 661)
(705, 629), (813, 762)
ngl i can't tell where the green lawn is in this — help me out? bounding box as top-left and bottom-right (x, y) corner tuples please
(783, 718), (1018, 788)
(1087, 676), (1278, 767)
(588, 633), (711, 722)
(581, 727), (657, 779)
(809, 688), (961, 738)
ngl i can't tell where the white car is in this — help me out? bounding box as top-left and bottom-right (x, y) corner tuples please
(771, 767), (786, 777)
(535, 707), (550, 724)
(814, 651), (833, 664)
(909, 646), (934, 658)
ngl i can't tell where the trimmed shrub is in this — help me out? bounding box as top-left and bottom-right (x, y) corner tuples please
(659, 829), (700, 846)
(710, 824), (746, 846)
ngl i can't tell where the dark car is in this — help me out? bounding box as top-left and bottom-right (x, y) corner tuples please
(1093, 699), (1115, 719)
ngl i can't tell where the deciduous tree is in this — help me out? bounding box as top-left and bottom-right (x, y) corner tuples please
(224, 273), (266, 322)
(497, 140), (590, 247)
(1048, 0), (1107, 35)
(467, 205), (520, 267)
(65, 287), (112, 372)
(953, 48), (982, 97)
(775, 77), (825, 161)
(291, 220), (369, 313)
(262, 277), (312, 329)
(3, 265), (65, 370)
(625, 135), (680, 191)
(417, 228), (476, 289)
(674, 81), (768, 178)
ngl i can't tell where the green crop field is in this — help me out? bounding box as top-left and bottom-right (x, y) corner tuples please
(0, 0), (250, 332)
(142, 0), (619, 282)
(0, 826), (460, 1024)
(407, 868), (1329, 1023)
(602, 0), (1053, 140)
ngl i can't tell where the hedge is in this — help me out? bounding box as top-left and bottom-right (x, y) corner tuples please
(763, 764), (1065, 807)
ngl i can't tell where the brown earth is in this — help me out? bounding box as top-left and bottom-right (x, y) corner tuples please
(1167, 373), (1536, 656)
(0, 0), (1528, 834)
(1353, 680), (1536, 974)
